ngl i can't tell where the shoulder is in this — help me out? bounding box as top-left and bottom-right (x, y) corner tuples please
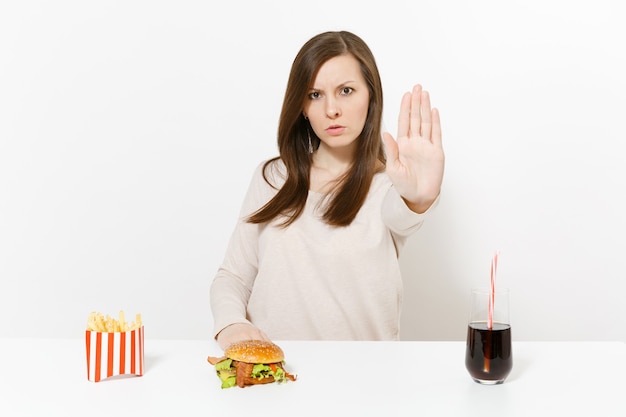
(252, 158), (287, 190)
(239, 159), (286, 215)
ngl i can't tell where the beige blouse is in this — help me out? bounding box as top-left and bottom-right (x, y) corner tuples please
(210, 159), (436, 341)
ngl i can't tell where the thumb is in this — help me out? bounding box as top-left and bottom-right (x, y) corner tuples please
(382, 132), (399, 165)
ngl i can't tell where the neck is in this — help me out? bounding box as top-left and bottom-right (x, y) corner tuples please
(309, 145), (355, 193)
(312, 143), (355, 176)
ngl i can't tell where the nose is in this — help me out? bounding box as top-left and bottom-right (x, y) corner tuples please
(325, 98), (341, 119)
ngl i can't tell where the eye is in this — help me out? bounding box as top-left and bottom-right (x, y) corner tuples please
(340, 87), (354, 95)
(308, 91), (321, 100)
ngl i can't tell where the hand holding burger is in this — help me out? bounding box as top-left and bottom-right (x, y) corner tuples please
(207, 339), (297, 388)
(216, 323), (270, 350)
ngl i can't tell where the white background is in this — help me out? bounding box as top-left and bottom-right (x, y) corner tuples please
(1, 0), (624, 341)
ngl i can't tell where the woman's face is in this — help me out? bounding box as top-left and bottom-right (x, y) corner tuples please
(303, 54), (370, 153)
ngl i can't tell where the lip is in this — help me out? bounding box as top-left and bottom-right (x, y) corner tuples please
(325, 125), (346, 136)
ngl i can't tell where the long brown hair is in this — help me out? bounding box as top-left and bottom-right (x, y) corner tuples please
(248, 31), (385, 227)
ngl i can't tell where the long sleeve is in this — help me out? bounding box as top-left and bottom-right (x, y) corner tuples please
(381, 185), (440, 255)
(209, 162), (281, 338)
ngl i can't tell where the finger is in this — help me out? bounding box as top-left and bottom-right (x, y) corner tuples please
(259, 329), (272, 342)
(397, 92), (411, 139)
(420, 90), (432, 141)
(431, 107), (442, 146)
(218, 335), (232, 350)
(245, 326), (270, 343)
(409, 84), (423, 137)
(382, 132), (399, 165)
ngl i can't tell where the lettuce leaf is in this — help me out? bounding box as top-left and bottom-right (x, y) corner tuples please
(219, 373), (236, 389)
(251, 363), (287, 382)
(215, 358), (232, 371)
(214, 359), (236, 389)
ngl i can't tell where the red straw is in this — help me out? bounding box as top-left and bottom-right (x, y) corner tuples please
(488, 251), (499, 329)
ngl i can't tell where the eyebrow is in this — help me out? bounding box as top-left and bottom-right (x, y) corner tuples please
(309, 81), (358, 91)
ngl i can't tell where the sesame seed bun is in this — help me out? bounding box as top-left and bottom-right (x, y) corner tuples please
(224, 340), (285, 364)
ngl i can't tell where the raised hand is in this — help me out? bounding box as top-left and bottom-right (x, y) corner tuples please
(216, 322), (272, 351)
(383, 84), (445, 213)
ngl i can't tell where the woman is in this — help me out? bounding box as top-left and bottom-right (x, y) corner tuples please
(210, 31), (444, 350)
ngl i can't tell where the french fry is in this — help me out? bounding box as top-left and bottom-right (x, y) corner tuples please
(118, 310), (126, 331)
(87, 312), (97, 331)
(96, 314), (106, 332)
(86, 311), (142, 332)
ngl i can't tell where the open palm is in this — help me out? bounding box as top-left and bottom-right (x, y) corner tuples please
(383, 84), (445, 213)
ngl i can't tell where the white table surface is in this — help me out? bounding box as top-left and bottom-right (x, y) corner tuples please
(1, 338), (625, 416)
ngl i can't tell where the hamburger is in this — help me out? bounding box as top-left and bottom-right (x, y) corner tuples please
(207, 340), (297, 388)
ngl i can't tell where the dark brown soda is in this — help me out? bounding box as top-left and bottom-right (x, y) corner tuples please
(465, 322), (512, 383)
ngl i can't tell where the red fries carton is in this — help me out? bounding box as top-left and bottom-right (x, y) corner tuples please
(85, 326), (144, 382)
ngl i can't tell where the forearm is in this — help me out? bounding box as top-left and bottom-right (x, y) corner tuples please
(210, 269), (253, 339)
(382, 186), (438, 235)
